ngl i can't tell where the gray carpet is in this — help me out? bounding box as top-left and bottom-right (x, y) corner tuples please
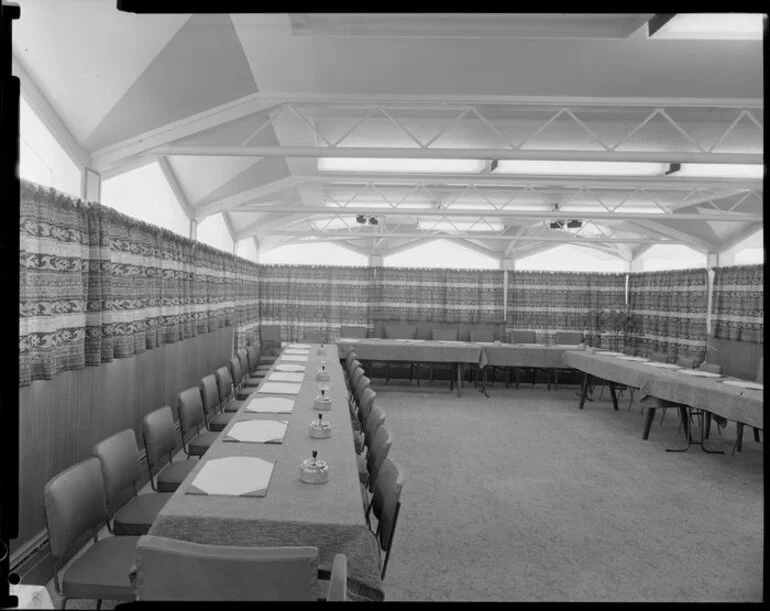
(373, 382), (763, 602)
(45, 382), (763, 605)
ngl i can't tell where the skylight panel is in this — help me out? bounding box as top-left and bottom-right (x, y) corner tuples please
(318, 158), (486, 173)
(494, 160), (667, 176)
(674, 164), (764, 179)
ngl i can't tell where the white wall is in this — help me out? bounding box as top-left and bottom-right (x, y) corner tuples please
(101, 161), (191, 237)
(196, 213), (235, 253)
(635, 244), (707, 272)
(384, 239), (498, 269)
(720, 228), (764, 266)
(19, 96), (81, 198)
(260, 242), (367, 266)
(237, 238), (259, 262)
(515, 244), (626, 272)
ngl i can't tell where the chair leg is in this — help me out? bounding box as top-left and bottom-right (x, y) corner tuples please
(733, 422), (745, 455)
(753, 427), (761, 443)
(96, 600), (102, 610)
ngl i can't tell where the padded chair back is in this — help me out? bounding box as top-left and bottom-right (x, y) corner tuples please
(358, 387), (377, 426)
(341, 325), (367, 338)
(371, 457), (404, 553)
(246, 345), (259, 373)
(143, 406), (177, 473)
(44, 458), (108, 570)
(677, 356), (697, 369)
(650, 351), (668, 363)
(350, 366), (365, 394)
(367, 425), (393, 492)
(261, 325), (281, 342)
(237, 348), (249, 376)
(756, 357), (763, 383)
(177, 387), (206, 440)
(229, 356), (244, 389)
(511, 330), (536, 344)
(216, 366), (235, 404)
(348, 359), (363, 379)
(355, 375), (372, 407)
(555, 331), (583, 345)
(345, 353), (359, 376)
(92, 429), (142, 512)
(384, 324), (417, 340)
(470, 329), (495, 343)
(200, 375), (220, 417)
(432, 328), (459, 341)
(698, 362), (722, 374)
(304, 331), (326, 343)
(134, 536), (319, 601)
(364, 403), (386, 450)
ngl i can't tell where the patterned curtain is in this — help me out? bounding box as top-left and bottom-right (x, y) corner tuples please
(19, 180), (263, 387)
(374, 267), (504, 323)
(258, 264), (373, 342)
(233, 255), (261, 349)
(507, 271), (626, 344)
(711, 264), (763, 343)
(627, 268), (708, 361)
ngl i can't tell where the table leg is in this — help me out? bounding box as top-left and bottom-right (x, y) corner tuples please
(704, 413), (712, 439)
(666, 407), (724, 454)
(642, 407), (656, 440)
(456, 363), (462, 397)
(608, 381), (619, 411)
(578, 373), (591, 409)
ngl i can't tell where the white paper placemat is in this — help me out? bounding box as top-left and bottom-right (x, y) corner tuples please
(279, 355), (309, 363)
(288, 343), (311, 349)
(596, 351), (624, 356)
(677, 369), (723, 378)
(244, 396), (295, 413)
(616, 356), (649, 361)
(267, 371), (305, 383)
(339, 338), (361, 343)
(258, 382), (303, 395)
(394, 339), (413, 343)
(274, 363), (306, 372)
(553, 344), (583, 348)
(187, 457), (275, 497)
(225, 420), (289, 444)
(721, 380), (763, 391)
(284, 349), (310, 355)
(644, 362), (682, 369)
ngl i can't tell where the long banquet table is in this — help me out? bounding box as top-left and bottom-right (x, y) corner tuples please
(563, 350), (764, 440)
(148, 344), (385, 602)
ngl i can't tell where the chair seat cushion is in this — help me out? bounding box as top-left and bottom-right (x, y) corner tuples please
(188, 431), (218, 455)
(113, 493), (173, 536)
(223, 398), (244, 413)
(243, 375), (265, 387)
(157, 460), (197, 493)
(236, 387), (257, 401)
(61, 535), (140, 601)
(357, 454), (368, 484)
(354, 432), (364, 454)
(208, 412), (234, 432)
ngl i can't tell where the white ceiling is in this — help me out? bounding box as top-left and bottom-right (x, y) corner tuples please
(11, 7), (765, 261)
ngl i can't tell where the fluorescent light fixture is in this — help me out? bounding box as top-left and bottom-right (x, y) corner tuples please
(311, 217), (357, 230)
(561, 204), (666, 214)
(494, 160), (667, 176)
(318, 157), (486, 173)
(674, 164), (764, 179)
(418, 219), (504, 232)
(651, 13), (765, 40)
(324, 200), (433, 210)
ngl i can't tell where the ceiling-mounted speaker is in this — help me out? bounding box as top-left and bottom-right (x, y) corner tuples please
(489, 159), (499, 173)
(356, 215), (366, 224)
(566, 220), (582, 229)
(549, 220), (564, 229)
(369, 217), (379, 226)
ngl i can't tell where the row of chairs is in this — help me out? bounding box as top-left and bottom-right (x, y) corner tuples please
(343, 350), (403, 581)
(42, 343), (349, 606)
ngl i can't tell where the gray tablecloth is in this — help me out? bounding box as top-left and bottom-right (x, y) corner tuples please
(149, 344), (385, 601)
(483, 344), (581, 368)
(564, 351), (763, 429)
(338, 338), (486, 367)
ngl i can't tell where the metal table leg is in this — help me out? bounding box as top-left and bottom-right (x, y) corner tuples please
(667, 406), (725, 454)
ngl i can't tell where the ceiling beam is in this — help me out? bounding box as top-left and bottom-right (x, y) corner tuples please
(445, 238), (501, 259)
(100, 155), (157, 181)
(214, 205), (761, 223)
(718, 224), (763, 252)
(265, 230), (677, 245)
(625, 219), (716, 253)
(193, 177), (301, 220)
(12, 56), (91, 169)
(377, 238), (432, 257)
(151, 145), (762, 165)
(90, 93), (284, 172)
(157, 157), (195, 219)
(311, 174), (763, 191)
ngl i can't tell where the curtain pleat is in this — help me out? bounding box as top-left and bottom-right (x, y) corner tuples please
(711, 264), (763, 343)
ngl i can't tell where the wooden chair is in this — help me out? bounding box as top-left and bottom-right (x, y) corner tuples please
(177, 388), (217, 458)
(44, 458), (139, 609)
(341, 325), (367, 338)
(260, 325), (282, 359)
(133, 536), (348, 601)
(142, 406), (196, 493)
(200, 375), (234, 432)
(216, 365), (243, 413)
(366, 457), (403, 580)
(92, 430), (172, 536)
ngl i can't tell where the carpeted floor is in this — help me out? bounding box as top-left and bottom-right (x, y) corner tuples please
(45, 381), (763, 605)
(372, 381), (764, 602)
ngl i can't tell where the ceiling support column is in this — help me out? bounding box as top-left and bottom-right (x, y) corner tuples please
(501, 258), (515, 323)
(189, 219), (198, 241)
(705, 252), (720, 335)
(81, 168), (101, 202)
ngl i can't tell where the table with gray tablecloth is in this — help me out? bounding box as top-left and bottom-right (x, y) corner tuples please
(563, 350), (763, 439)
(149, 344), (384, 602)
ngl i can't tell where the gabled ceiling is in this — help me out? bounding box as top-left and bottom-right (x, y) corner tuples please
(12, 7), (764, 262)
